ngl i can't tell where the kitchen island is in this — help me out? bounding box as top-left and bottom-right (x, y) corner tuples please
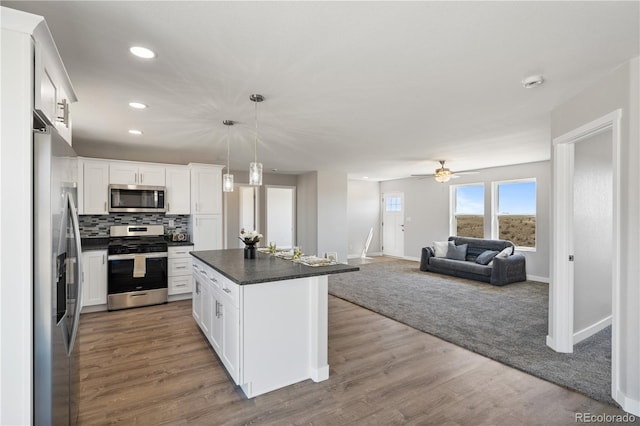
(190, 249), (359, 398)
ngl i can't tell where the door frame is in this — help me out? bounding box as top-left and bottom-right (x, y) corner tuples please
(381, 191), (405, 257)
(548, 109), (621, 397)
(264, 185), (296, 248)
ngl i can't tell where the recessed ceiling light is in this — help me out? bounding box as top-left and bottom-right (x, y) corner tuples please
(363, 176), (369, 179)
(129, 46), (156, 59)
(128, 129), (143, 135)
(522, 75), (544, 89)
(128, 102), (147, 109)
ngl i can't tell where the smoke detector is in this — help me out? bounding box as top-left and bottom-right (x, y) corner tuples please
(522, 75), (544, 89)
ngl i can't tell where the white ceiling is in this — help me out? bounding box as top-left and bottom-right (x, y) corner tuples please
(4, 1), (639, 180)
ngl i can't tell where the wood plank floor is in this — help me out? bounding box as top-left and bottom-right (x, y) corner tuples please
(77, 297), (629, 425)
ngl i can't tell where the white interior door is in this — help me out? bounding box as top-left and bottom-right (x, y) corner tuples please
(265, 186), (295, 249)
(238, 186), (257, 248)
(382, 192), (404, 257)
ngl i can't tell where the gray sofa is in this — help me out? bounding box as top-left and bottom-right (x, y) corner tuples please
(419, 236), (527, 286)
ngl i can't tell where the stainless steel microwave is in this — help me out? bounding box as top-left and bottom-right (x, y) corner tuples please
(108, 185), (166, 213)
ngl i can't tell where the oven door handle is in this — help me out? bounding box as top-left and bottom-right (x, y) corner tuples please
(108, 252), (168, 261)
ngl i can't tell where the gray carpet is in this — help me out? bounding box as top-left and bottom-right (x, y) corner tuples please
(328, 259), (615, 405)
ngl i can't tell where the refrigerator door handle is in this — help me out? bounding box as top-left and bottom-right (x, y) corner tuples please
(66, 192), (83, 356)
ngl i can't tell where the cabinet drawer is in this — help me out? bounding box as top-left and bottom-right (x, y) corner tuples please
(168, 245), (193, 258)
(169, 258), (192, 276)
(169, 275), (192, 295)
(215, 272), (240, 308)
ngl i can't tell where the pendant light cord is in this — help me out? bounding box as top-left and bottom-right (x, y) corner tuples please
(254, 100), (259, 163)
(226, 124), (231, 171)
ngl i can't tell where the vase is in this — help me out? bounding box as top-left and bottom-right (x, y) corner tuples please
(244, 244), (256, 259)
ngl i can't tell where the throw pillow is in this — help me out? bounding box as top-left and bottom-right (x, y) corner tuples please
(446, 241), (468, 261)
(475, 250), (499, 265)
(433, 241), (449, 258)
(488, 246), (514, 266)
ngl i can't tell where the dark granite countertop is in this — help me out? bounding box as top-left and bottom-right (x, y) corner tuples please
(190, 249), (359, 285)
(81, 238), (109, 251)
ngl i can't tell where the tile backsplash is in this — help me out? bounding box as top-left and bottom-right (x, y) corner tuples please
(79, 214), (189, 238)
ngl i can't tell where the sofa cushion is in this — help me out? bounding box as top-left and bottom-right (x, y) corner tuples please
(475, 250), (499, 265)
(433, 241), (449, 257)
(429, 257), (492, 277)
(446, 242), (467, 260)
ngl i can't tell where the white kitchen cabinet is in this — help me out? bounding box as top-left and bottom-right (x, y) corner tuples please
(79, 158), (109, 215)
(165, 166), (191, 214)
(81, 250), (107, 309)
(110, 162), (165, 186)
(33, 21), (76, 145)
(190, 164), (223, 214)
(191, 215), (222, 251)
(168, 245), (193, 296)
(191, 259), (240, 384)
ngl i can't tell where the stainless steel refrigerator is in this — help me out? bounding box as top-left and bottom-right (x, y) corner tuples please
(33, 123), (83, 425)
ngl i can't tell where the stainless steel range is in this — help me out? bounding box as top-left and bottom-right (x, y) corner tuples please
(107, 225), (168, 310)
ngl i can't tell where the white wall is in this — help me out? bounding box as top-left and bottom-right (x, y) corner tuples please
(296, 172), (318, 256)
(316, 171), (348, 261)
(380, 161), (551, 280)
(347, 180), (381, 257)
(573, 130), (613, 333)
(550, 57), (639, 415)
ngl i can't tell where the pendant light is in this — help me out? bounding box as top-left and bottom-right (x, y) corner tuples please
(249, 94), (264, 186)
(222, 120), (234, 192)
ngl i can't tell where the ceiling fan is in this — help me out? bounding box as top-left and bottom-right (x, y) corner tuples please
(411, 160), (477, 183)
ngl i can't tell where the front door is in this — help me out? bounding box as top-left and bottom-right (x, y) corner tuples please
(382, 192), (404, 257)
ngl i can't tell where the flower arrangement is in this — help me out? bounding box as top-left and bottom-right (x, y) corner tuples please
(239, 229), (262, 245)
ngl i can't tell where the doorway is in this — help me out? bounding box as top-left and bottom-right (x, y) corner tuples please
(265, 186), (295, 249)
(382, 192), (404, 257)
(238, 185), (258, 248)
(549, 109), (621, 403)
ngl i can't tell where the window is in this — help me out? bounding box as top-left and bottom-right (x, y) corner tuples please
(385, 196), (401, 212)
(451, 184), (484, 238)
(493, 179), (536, 249)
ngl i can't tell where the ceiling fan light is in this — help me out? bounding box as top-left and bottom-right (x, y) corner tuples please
(435, 174), (450, 183)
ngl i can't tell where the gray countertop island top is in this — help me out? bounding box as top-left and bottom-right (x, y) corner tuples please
(190, 249), (359, 285)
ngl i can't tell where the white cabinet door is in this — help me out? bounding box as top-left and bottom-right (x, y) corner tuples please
(109, 163), (138, 185)
(82, 250), (107, 308)
(54, 85), (72, 144)
(82, 159), (109, 215)
(210, 291), (223, 354)
(220, 302), (240, 384)
(138, 164), (165, 186)
(109, 162), (166, 186)
(200, 280), (213, 337)
(190, 165), (222, 214)
(192, 215), (222, 251)
(192, 273), (203, 324)
(165, 167), (191, 214)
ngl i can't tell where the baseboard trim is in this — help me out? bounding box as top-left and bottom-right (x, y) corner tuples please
(527, 275), (549, 283)
(614, 387), (640, 417)
(573, 315), (612, 345)
(403, 256), (420, 262)
(347, 251), (383, 259)
(546, 334), (573, 353)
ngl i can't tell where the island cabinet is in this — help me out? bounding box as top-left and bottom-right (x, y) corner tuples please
(190, 249), (359, 398)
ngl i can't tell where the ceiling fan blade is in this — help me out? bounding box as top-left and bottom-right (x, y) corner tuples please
(453, 171), (479, 175)
(410, 174), (433, 177)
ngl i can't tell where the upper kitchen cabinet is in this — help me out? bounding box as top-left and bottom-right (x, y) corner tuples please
(109, 162), (165, 186)
(165, 166), (191, 215)
(31, 12), (77, 145)
(190, 164), (223, 215)
(79, 158), (109, 215)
